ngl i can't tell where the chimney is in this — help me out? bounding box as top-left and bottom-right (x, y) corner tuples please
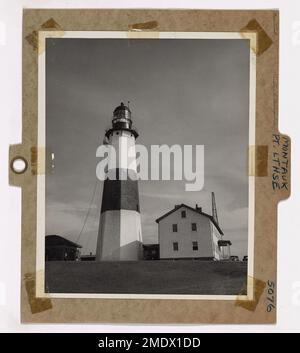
(195, 204), (202, 212)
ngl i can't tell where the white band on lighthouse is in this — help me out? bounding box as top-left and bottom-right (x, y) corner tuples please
(108, 131), (138, 172)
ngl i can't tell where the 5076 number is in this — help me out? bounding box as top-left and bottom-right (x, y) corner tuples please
(266, 280), (276, 312)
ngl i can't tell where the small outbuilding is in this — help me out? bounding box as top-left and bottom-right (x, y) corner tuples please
(45, 235), (82, 261)
(218, 240), (232, 260)
(143, 244), (160, 260)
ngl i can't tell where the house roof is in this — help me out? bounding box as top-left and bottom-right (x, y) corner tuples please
(45, 235), (82, 248)
(155, 203), (224, 235)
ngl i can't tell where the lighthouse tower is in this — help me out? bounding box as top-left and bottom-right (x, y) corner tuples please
(96, 103), (143, 261)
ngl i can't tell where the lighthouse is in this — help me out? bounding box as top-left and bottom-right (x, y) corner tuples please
(96, 103), (143, 261)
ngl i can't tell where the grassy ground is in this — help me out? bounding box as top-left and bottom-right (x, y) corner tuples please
(45, 260), (247, 295)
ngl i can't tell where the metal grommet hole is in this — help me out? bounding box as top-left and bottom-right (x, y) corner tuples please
(11, 156), (28, 174)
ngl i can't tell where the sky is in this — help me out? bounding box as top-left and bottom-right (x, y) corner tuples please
(46, 37), (250, 258)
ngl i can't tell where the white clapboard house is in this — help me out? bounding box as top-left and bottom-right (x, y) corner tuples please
(155, 201), (231, 260)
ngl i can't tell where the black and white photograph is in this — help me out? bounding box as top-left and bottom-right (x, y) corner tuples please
(39, 32), (255, 298)
(5, 3), (298, 331)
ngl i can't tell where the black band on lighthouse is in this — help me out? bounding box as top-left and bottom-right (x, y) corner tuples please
(101, 169), (140, 213)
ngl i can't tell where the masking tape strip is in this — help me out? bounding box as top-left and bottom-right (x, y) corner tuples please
(24, 273), (52, 314)
(240, 19), (273, 56)
(235, 276), (266, 312)
(25, 18), (65, 53)
(249, 145), (268, 177)
(127, 20), (159, 39)
(128, 20), (159, 31)
(31, 147), (55, 175)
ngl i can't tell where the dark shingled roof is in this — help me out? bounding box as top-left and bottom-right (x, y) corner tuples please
(155, 203), (224, 235)
(45, 235), (82, 248)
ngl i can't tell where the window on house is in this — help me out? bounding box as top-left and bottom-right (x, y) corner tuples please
(181, 210), (186, 218)
(191, 223), (197, 231)
(192, 241), (198, 251)
(173, 242), (179, 251)
(172, 224), (178, 232)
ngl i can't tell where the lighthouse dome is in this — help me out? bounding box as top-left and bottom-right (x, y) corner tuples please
(113, 102), (131, 120)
